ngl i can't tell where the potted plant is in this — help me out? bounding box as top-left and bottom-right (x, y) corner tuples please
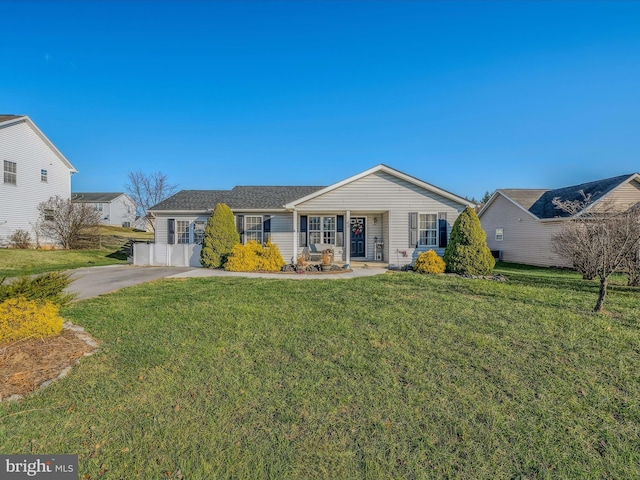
(321, 249), (332, 271)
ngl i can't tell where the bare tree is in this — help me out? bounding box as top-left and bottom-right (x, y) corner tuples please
(551, 193), (640, 312)
(37, 196), (103, 249)
(124, 171), (178, 232)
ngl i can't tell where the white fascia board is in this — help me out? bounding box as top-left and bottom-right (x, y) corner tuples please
(8, 116), (79, 173)
(150, 208), (288, 215)
(572, 173), (640, 219)
(493, 190), (541, 221)
(285, 164), (473, 209)
(229, 209), (288, 213)
(148, 209), (211, 215)
(477, 192), (499, 218)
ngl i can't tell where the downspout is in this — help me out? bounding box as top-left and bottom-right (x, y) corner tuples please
(345, 210), (351, 267)
(292, 209), (298, 265)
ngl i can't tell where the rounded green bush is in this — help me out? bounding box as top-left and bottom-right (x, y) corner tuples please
(443, 207), (495, 275)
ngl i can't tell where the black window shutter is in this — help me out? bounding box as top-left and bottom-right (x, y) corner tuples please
(263, 215), (271, 243)
(409, 212), (418, 247)
(336, 215), (344, 247)
(299, 215), (308, 247)
(167, 218), (175, 245)
(438, 212), (448, 248)
(236, 214), (245, 244)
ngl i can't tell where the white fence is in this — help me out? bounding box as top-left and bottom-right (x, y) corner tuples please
(133, 242), (202, 267)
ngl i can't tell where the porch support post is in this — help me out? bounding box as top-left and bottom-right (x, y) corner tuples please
(345, 210), (351, 265)
(292, 209), (298, 264)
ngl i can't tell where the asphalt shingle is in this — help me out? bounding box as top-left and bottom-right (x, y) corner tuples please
(499, 174), (635, 219)
(149, 186), (325, 211)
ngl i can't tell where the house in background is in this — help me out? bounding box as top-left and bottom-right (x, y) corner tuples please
(0, 115), (77, 246)
(71, 192), (136, 227)
(135, 164), (473, 268)
(479, 173), (640, 267)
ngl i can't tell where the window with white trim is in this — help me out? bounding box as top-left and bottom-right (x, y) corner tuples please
(41, 169), (48, 182)
(245, 216), (263, 243)
(495, 228), (504, 241)
(193, 220), (206, 244)
(93, 202), (103, 212)
(44, 209), (55, 221)
(4, 160), (16, 185)
(177, 220), (190, 244)
(309, 216), (336, 244)
(419, 213), (438, 246)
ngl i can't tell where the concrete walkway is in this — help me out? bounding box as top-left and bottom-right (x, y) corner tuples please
(67, 264), (388, 300)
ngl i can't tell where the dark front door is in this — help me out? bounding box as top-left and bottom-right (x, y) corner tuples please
(350, 218), (365, 258)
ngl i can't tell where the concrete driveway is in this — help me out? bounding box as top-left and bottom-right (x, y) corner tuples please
(66, 265), (194, 301)
(66, 264), (388, 301)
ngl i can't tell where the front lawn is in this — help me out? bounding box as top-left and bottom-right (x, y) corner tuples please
(0, 248), (126, 277)
(1, 271), (639, 478)
(0, 226), (152, 276)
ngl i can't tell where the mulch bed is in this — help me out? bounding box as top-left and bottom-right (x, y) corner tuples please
(0, 323), (98, 402)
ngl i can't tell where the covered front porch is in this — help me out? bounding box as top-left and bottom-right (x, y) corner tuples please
(291, 210), (389, 266)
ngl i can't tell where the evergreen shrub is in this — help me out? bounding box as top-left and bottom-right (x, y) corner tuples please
(225, 240), (285, 272)
(0, 272), (75, 306)
(0, 298), (63, 343)
(201, 203), (240, 268)
(443, 207), (495, 275)
(413, 250), (446, 274)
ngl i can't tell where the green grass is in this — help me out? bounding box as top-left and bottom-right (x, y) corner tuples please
(0, 227), (153, 276)
(1, 270), (639, 479)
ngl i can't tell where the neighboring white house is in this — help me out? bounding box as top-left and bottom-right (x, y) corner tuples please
(71, 192), (136, 227)
(135, 164), (473, 268)
(479, 173), (640, 267)
(0, 115), (77, 246)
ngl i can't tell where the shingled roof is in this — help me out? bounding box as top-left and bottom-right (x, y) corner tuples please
(72, 192), (128, 203)
(495, 174), (637, 219)
(150, 186), (325, 212)
(0, 115), (23, 124)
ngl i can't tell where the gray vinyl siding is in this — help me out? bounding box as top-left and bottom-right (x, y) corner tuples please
(606, 180), (640, 210)
(297, 171), (466, 267)
(233, 211), (294, 262)
(154, 214), (209, 245)
(0, 120), (72, 245)
(150, 211), (293, 266)
(481, 195), (569, 267)
(269, 213), (294, 263)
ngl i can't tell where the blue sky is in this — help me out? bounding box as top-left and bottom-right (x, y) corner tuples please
(2, 1), (639, 201)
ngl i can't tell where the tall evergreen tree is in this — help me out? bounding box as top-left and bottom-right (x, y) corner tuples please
(443, 207), (495, 275)
(200, 203), (240, 268)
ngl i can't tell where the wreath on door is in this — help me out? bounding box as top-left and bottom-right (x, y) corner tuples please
(351, 222), (363, 236)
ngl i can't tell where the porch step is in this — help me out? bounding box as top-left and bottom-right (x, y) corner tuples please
(347, 261), (389, 269)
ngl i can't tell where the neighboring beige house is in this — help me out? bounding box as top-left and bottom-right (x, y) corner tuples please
(479, 173), (640, 267)
(72, 192), (136, 227)
(135, 164), (473, 268)
(0, 115), (77, 246)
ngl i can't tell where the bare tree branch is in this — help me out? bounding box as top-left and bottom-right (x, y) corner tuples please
(551, 196), (640, 312)
(124, 171), (178, 232)
(37, 196), (102, 249)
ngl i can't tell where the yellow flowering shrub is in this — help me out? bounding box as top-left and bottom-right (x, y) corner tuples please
(413, 250), (446, 274)
(225, 240), (285, 272)
(0, 297), (63, 343)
